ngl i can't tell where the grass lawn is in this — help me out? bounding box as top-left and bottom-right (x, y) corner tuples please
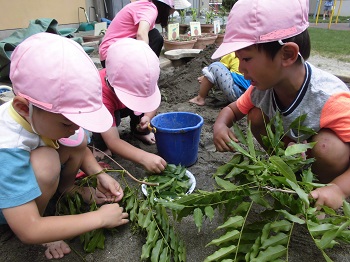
(308, 16), (350, 62)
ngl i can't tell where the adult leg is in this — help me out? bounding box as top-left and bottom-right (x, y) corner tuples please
(309, 129), (350, 183)
(148, 28), (164, 57)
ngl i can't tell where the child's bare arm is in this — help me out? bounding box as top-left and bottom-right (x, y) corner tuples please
(310, 167), (350, 210)
(213, 102), (245, 152)
(136, 20), (150, 44)
(3, 200), (128, 244)
(102, 127), (166, 173)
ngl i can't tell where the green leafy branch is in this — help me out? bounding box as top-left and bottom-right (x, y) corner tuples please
(161, 113), (350, 261)
(57, 112), (350, 261)
(122, 180), (186, 262)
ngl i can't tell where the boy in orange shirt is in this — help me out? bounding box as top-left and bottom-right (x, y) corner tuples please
(212, 0), (350, 210)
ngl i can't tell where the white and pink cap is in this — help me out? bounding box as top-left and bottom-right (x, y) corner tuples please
(157, 0), (191, 9)
(106, 38), (161, 114)
(212, 0), (309, 59)
(10, 32), (112, 133)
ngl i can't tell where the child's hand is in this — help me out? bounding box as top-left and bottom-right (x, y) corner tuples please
(97, 173), (124, 202)
(141, 152), (167, 173)
(138, 115), (151, 131)
(310, 184), (345, 210)
(213, 123), (238, 152)
(98, 203), (129, 228)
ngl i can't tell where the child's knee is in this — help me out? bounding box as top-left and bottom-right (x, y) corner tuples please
(311, 129), (350, 179)
(31, 147), (61, 185)
(311, 129), (349, 159)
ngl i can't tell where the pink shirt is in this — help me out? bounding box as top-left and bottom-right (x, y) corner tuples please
(99, 1), (158, 61)
(99, 69), (126, 127)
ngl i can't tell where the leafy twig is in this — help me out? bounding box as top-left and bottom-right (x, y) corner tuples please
(263, 186), (297, 194)
(88, 145), (158, 186)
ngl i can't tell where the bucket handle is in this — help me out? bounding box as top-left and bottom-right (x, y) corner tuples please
(148, 123), (157, 133)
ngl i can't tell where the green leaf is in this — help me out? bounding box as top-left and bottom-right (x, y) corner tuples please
(318, 220), (350, 249)
(215, 176), (237, 190)
(204, 245), (237, 262)
(227, 140), (252, 158)
(213, 154), (241, 177)
(206, 230), (240, 246)
(343, 200), (350, 217)
(151, 239), (163, 262)
(246, 122), (256, 159)
(157, 200), (185, 211)
(286, 179), (310, 207)
(216, 216), (244, 230)
(270, 220), (292, 233)
(125, 194), (135, 211)
(159, 246), (170, 262)
(276, 210), (305, 224)
(269, 155), (297, 183)
(285, 142), (316, 156)
(260, 233), (289, 249)
(204, 206), (214, 221)
(85, 229), (104, 253)
(67, 197), (77, 215)
(141, 243), (152, 260)
(146, 221), (157, 244)
(194, 208), (203, 232)
(232, 122), (247, 144)
(308, 223), (337, 236)
(250, 192), (272, 208)
(129, 199), (138, 222)
(139, 207), (152, 229)
(251, 245), (287, 262)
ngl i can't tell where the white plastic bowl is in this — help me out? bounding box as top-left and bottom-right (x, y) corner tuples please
(141, 170), (196, 199)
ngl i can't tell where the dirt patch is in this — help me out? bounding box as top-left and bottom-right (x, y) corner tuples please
(1, 45), (350, 261)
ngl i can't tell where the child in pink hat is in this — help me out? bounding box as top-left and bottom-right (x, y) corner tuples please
(99, 0), (191, 66)
(212, 0), (350, 210)
(0, 33), (128, 259)
(92, 38), (167, 174)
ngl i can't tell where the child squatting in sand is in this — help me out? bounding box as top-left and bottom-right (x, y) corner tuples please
(212, 0), (350, 210)
(0, 33), (128, 259)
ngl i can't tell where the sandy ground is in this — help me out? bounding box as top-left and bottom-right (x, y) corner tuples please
(1, 45), (350, 262)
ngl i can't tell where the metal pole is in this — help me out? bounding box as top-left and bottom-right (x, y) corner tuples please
(313, 0), (320, 19)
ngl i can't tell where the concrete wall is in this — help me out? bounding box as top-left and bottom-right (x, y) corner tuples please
(0, 0), (88, 30)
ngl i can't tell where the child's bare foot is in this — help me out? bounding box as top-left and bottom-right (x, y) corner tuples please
(43, 240), (71, 259)
(134, 132), (156, 145)
(189, 96), (205, 106)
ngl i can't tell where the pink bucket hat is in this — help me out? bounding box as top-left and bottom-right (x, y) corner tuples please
(212, 0), (309, 59)
(106, 38), (161, 113)
(10, 32), (112, 133)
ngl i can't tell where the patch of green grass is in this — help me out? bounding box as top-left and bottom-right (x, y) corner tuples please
(308, 27), (350, 62)
(309, 15), (350, 24)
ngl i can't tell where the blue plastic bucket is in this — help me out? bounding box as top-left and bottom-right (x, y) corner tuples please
(150, 112), (204, 167)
